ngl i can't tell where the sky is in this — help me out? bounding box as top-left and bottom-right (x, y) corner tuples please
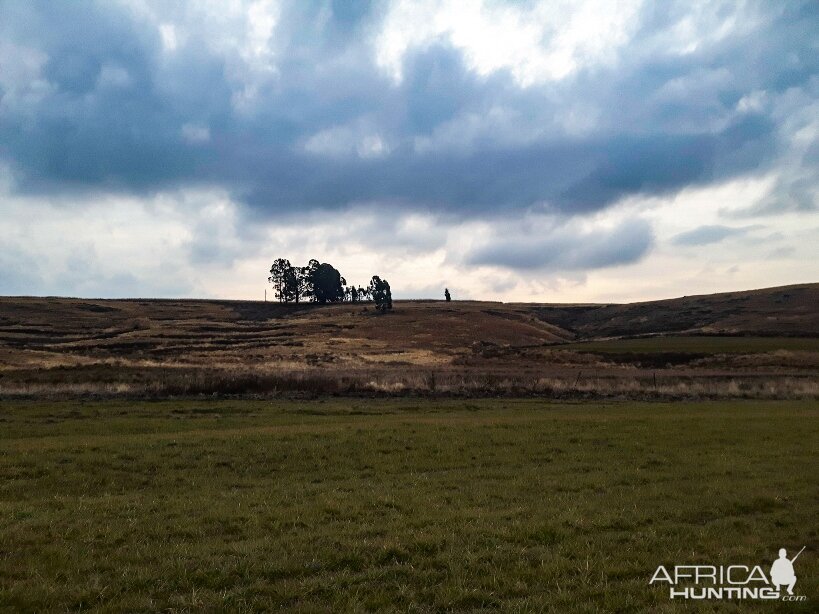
(0, 0), (817, 302)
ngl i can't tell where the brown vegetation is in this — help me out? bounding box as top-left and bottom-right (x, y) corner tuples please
(0, 283), (817, 399)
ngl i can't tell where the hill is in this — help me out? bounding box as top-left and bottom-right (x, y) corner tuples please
(0, 283), (817, 399)
(528, 283), (819, 339)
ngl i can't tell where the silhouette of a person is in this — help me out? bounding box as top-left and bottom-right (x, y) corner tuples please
(770, 548), (796, 595)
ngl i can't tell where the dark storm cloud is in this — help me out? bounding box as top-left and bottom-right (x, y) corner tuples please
(467, 219), (654, 271)
(0, 0), (816, 218)
(0, 1), (213, 193)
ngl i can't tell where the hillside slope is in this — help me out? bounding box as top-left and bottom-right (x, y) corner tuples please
(0, 298), (570, 370)
(527, 283), (819, 339)
(0, 284), (816, 398)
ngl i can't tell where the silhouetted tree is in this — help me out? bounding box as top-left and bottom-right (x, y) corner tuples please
(369, 276), (392, 312)
(305, 259), (346, 303)
(269, 258), (293, 302)
(284, 265), (306, 303)
(268, 258), (382, 305)
(444, 288), (451, 302)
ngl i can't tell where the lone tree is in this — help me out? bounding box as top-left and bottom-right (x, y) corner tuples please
(284, 264), (307, 303)
(304, 259), (346, 303)
(369, 276), (392, 312)
(444, 288), (451, 302)
(268, 258), (292, 302)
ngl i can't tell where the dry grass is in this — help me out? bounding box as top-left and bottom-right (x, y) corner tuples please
(2, 365), (816, 401)
(1, 289), (817, 400)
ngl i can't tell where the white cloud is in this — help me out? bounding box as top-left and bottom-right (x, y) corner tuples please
(180, 122), (211, 143)
(124, 0), (281, 112)
(0, 189), (198, 297)
(0, 180), (815, 302)
(736, 89), (768, 114)
(228, 0), (281, 112)
(656, 0), (761, 57)
(96, 63), (134, 89)
(159, 23), (179, 52)
(375, 0), (642, 86)
(0, 41), (54, 116)
(303, 121), (390, 159)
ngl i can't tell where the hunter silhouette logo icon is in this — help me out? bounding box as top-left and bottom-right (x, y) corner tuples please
(650, 545), (808, 601)
(770, 546), (805, 595)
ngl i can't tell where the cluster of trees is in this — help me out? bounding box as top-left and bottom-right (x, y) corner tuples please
(268, 259), (392, 312)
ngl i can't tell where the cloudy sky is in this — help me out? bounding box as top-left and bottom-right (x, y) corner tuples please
(0, 0), (816, 302)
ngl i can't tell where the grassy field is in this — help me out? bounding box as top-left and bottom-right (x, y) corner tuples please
(558, 335), (819, 354)
(1, 399), (816, 612)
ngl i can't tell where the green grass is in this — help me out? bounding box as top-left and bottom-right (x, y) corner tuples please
(1, 399), (816, 612)
(558, 335), (819, 354)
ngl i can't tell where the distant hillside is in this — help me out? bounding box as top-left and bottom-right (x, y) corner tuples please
(0, 284), (816, 362)
(527, 283), (819, 339)
(0, 284), (817, 400)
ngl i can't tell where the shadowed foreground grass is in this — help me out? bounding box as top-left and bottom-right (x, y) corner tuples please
(1, 399), (816, 612)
